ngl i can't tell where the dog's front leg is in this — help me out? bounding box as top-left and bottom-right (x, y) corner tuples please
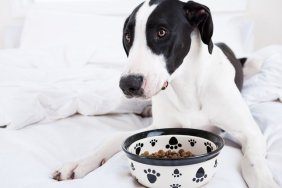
(52, 124), (155, 181)
(207, 85), (279, 188)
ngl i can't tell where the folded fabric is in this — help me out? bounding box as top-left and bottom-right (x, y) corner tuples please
(242, 45), (282, 105)
(0, 52), (149, 129)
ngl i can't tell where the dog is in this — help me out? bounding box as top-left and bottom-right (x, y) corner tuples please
(53, 0), (278, 187)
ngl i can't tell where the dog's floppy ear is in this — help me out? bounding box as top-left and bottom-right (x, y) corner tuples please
(184, 1), (214, 54)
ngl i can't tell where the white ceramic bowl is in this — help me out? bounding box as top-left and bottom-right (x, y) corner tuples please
(122, 128), (224, 188)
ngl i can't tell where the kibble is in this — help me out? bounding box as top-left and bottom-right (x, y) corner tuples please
(141, 149), (194, 159)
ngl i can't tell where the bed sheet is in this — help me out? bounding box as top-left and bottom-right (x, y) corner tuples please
(0, 113), (247, 188)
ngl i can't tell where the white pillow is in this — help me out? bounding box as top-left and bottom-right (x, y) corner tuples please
(20, 8), (129, 67)
(20, 4), (254, 66)
(213, 15), (254, 58)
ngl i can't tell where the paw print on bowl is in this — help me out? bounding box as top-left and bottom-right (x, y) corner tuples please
(144, 169), (160, 184)
(204, 142), (213, 153)
(130, 162), (135, 171)
(172, 169), (182, 178)
(166, 137), (182, 150)
(214, 159), (218, 168)
(170, 183), (181, 188)
(192, 167), (207, 183)
(188, 139), (197, 147)
(150, 139), (158, 147)
(134, 143), (144, 155)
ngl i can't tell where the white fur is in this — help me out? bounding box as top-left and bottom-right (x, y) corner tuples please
(53, 2), (279, 188)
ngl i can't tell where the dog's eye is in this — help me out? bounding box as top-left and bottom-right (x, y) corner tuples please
(157, 29), (167, 38)
(125, 33), (131, 43)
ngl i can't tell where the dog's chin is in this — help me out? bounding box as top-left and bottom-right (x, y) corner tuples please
(124, 94), (151, 100)
(139, 89), (162, 100)
(123, 90), (158, 100)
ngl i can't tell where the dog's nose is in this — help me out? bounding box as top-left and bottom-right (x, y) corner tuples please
(119, 75), (144, 97)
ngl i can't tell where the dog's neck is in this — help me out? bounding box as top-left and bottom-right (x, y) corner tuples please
(169, 31), (212, 85)
(155, 31), (213, 108)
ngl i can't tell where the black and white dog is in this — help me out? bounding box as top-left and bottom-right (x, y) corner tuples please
(53, 0), (278, 187)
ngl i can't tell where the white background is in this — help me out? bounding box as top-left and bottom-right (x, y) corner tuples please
(0, 0), (281, 50)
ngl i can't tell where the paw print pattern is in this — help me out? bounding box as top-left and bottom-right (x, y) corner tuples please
(192, 167), (207, 183)
(134, 143), (144, 155)
(144, 169), (160, 184)
(130, 162), (135, 171)
(172, 169), (182, 178)
(166, 137), (182, 150)
(214, 159), (218, 168)
(170, 184), (181, 188)
(150, 139), (158, 147)
(204, 142), (213, 153)
(188, 139), (197, 147)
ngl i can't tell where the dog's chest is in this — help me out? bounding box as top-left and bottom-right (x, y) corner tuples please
(153, 82), (211, 130)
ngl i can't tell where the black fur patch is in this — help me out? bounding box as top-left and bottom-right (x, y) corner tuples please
(216, 42), (244, 91)
(239, 58), (247, 66)
(122, 2), (144, 56)
(149, 0), (162, 6)
(146, 0), (193, 74)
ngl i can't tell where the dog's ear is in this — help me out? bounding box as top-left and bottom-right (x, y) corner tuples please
(184, 1), (213, 54)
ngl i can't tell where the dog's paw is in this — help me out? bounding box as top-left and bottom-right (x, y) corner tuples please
(52, 159), (105, 181)
(53, 162), (78, 181)
(241, 156), (279, 188)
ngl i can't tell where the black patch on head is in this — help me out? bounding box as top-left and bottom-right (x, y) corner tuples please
(123, 0), (214, 75)
(122, 2), (144, 56)
(149, 0), (162, 6)
(146, 0), (193, 74)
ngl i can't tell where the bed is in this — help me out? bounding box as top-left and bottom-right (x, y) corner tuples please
(0, 0), (282, 187)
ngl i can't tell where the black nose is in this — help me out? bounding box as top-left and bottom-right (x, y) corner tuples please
(119, 75), (144, 96)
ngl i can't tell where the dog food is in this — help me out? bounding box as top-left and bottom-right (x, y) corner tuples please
(141, 149), (194, 159)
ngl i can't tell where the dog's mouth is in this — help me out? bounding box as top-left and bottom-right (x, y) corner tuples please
(161, 81), (169, 90)
(128, 80), (169, 100)
(122, 77), (169, 100)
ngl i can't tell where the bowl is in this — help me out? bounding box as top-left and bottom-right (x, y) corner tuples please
(122, 128), (224, 188)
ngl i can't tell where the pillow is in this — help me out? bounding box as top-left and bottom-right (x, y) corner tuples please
(213, 15), (254, 58)
(20, 4), (254, 67)
(20, 8), (129, 67)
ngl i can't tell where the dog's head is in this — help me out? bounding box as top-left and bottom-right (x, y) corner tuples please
(119, 0), (213, 99)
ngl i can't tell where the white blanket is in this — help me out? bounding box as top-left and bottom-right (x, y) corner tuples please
(0, 49), (149, 129)
(1, 102), (281, 188)
(242, 45), (282, 105)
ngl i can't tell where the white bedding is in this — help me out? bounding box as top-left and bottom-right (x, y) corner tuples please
(0, 49), (149, 129)
(1, 101), (281, 188)
(0, 1), (281, 186)
(0, 114), (247, 188)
